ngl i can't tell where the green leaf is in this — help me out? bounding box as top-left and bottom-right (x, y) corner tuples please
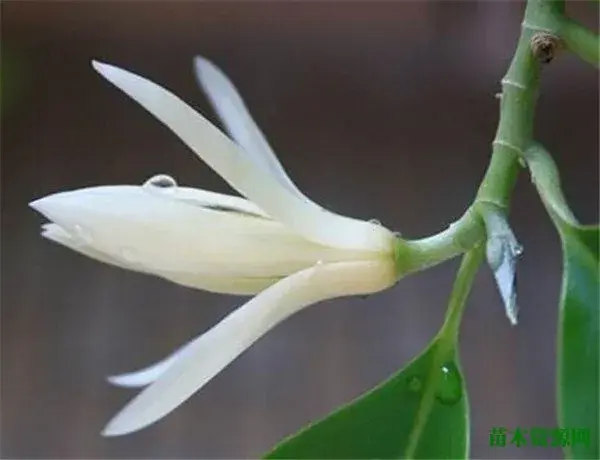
(264, 339), (468, 459)
(558, 224), (599, 459)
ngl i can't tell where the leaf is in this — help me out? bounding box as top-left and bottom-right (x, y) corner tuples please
(558, 224), (599, 459)
(264, 339), (468, 459)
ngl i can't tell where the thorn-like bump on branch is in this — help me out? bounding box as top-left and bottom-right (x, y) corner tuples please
(531, 32), (562, 64)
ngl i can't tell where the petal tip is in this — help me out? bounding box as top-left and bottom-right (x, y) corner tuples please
(193, 55), (229, 89)
(106, 374), (145, 389)
(28, 193), (68, 222)
(29, 197), (45, 212)
(101, 419), (129, 438)
(101, 406), (158, 438)
(29, 196), (60, 221)
(106, 374), (125, 387)
(192, 55), (213, 72)
(101, 408), (149, 437)
(91, 60), (114, 75)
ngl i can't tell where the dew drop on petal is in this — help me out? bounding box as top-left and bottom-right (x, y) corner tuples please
(368, 219), (382, 226)
(143, 174), (177, 194)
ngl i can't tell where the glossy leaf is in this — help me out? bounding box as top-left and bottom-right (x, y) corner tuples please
(264, 339), (468, 459)
(558, 224), (599, 459)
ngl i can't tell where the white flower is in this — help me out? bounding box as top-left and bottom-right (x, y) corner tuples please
(30, 57), (398, 436)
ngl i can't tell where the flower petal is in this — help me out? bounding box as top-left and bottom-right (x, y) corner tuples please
(193, 56), (305, 200)
(107, 341), (190, 388)
(101, 259), (396, 436)
(41, 223), (280, 295)
(31, 186), (369, 278)
(164, 184), (269, 218)
(92, 61), (394, 252)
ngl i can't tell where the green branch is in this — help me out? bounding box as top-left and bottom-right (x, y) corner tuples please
(395, 0), (577, 277)
(438, 247), (485, 344)
(475, 0), (562, 206)
(525, 142), (579, 227)
(561, 18), (600, 67)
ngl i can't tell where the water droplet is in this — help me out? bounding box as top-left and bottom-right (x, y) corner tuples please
(368, 219), (382, 226)
(73, 224), (93, 244)
(119, 247), (138, 265)
(513, 243), (524, 256)
(435, 362), (463, 405)
(143, 174), (177, 193)
(407, 375), (423, 393)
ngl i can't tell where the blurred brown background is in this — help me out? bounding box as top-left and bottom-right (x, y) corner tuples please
(1, 1), (598, 458)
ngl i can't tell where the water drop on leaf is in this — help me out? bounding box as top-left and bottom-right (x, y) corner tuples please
(435, 362), (463, 405)
(407, 375), (423, 393)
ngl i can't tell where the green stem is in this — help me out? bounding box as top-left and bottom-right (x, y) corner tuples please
(561, 18), (600, 67)
(396, 0), (569, 276)
(524, 142), (579, 227)
(397, 208), (484, 276)
(438, 247), (485, 345)
(475, 0), (563, 206)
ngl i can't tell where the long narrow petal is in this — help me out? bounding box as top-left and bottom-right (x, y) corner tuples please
(107, 340), (191, 388)
(31, 186), (369, 279)
(102, 259), (396, 436)
(41, 223), (280, 295)
(193, 56), (306, 200)
(92, 61), (394, 252)
(164, 184), (269, 218)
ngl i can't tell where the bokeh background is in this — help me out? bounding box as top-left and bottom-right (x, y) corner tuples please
(1, 1), (598, 458)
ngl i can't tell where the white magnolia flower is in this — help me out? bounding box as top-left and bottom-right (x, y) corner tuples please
(30, 57), (399, 436)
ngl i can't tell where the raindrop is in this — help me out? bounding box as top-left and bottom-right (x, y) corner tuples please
(143, 174), (177, 193)
(407, 375), (423, 393)
(435, 361), (463, 405)
(73, 224), (93, 244)
(368, 219), (382, 226)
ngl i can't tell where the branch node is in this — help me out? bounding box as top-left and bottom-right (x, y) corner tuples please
(521, 21), (553, 34)
(531, 32), (562, 64)
(501, 78), (526, 90)
(493, 139), (524, 157)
